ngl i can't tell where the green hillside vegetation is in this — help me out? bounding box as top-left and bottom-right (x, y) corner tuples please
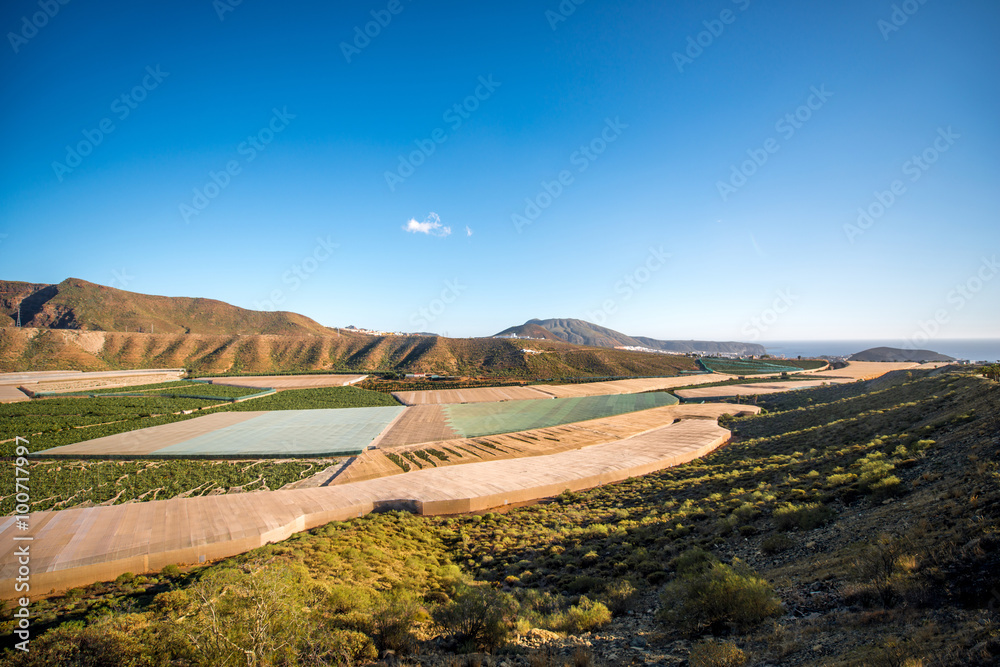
(5, 368), (998, 665)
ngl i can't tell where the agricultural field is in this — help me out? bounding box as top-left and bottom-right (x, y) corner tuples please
(0, 459), (329, 514)
(216, 386), (401, 411)
(47, 380), (264, 400)
(32, 406), (406, 458)
(771, 358), (828, 371)
(0, 386), (402, 458)
(441, 392), (679, 438)
(0, 395), (227, 455)
(5, 368), (997, 665)
(698, 357), (808, 374)
(201, 374), (368, 389)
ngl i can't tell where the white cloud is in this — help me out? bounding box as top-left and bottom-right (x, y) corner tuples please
(403, 212), (451, 237)
(466, 225), (473, 237)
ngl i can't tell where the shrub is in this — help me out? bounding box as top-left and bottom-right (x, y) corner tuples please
(846, 534), (913, 608)
(315, 629), (378, 665)
(565, 575), (603, 594)
(370, 590), (421, 654)
(434, 585), (520, 652)
(4, 614), (150, 667)
(602, 578), (640, 616)
(689, 639), (748, 667)
(659, 551), (783, 635)
(558, 596), (612, 634)
(825, 472), (857, 488)
(760, 534), (794, 554)
(772, 502), (835, 531)
(160, 564), (181, 579)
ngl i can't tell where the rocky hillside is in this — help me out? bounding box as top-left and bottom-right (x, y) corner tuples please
(0, 327), (699, 378)
(0, 278), (334, 336)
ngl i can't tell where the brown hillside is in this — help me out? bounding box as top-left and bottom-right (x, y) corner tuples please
(0, 328), (699, 377)
(0, 278), (334, 336)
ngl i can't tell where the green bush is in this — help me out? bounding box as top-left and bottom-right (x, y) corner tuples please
(689, 639), (748, 667)
(602, 578), (640, 616)
(659, 550), (783, 635)
(370, 590), (421, 654)
(3, 614), (151, 667)
(772, 502), (835, 531)
(434, 585), (519, 652)
(846, 534), (913, 608)
(556, 596), (612, 634)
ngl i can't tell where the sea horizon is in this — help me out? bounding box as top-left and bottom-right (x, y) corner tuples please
(760, 339), (1000, 363)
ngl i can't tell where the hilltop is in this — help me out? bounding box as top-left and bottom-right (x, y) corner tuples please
(850, 346), (955, 363)
(0, 278), (335, 336)
(499, 317), (767, 356)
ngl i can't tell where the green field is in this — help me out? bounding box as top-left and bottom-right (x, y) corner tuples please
(152, 406), (406, 457)
(43, 381), (265, 400)
(698, 357), (807, 375)
(0, 396), (223, 455)
(443, 392), (678, 437)
(0, 459), (327, 514)
(1, 387), (402, 456)
(216, 386), (401, 411)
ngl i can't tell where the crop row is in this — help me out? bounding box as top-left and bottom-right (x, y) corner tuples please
(0, 459), (323, 514)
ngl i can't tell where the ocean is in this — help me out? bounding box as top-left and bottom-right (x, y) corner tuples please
(761, 339), (1000, 363)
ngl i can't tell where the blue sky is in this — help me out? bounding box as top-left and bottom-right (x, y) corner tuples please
(2, 0), (998, 343)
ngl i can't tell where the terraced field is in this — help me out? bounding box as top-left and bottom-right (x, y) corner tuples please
(443, 392), (679, 438)
(698, 358), (807, 374)
(395, 374), (731, 405)
(32, 406), (406, 458)
(0, 414), (740, 598)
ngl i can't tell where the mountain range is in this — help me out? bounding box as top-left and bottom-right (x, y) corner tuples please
(496, 318), (767, 356)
